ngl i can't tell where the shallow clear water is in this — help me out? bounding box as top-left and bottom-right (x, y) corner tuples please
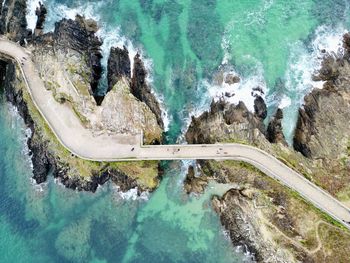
(1, 0), (350, 262)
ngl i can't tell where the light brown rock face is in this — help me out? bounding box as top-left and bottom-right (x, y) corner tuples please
(184, 39), (350, 260)
(291, 34), (350, 199)
(30, 14), (162, 146)
(100, 79), (162, 145)
(185, 99), (267, 145)
(293, 50), (350, 160)
(0, 4), (163, 192)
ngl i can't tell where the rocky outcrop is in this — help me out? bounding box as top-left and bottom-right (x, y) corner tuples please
(186, 99), (267, 144)
(131, 53), (164, 129)
(212, 190), (284, 262)
(0, 0), (29, 44)
(52, 15), (103, 104)
(267, 108), (287, 145)
(34, 1), (47, 37)
(253, 95), (267, 120)
(293, 34), (350, 159)
(107, 46), (131, 91)
(183, 165), (208, 194)
(0, 47), (159, 194)
(224, 73), (240, 85)
(0, 2), (164, 193)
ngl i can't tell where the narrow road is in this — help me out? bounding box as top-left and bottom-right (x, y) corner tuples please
(1, 38), (350, 230)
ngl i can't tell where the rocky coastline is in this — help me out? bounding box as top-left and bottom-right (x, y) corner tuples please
(1, 0), (350, 262)
(184, 34), (350, 262)
(0, 1), (164, 193)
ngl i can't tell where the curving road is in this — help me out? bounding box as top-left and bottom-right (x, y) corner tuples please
(1, 38), (350, 230)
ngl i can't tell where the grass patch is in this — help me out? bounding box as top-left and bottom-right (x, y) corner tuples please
(15, 65), (160, 188)
(109, 161), (160, 189)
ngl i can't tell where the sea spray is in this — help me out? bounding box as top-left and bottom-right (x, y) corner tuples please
(7, 103), (33, 170)
(111, 184), (150, 201)
(282, 25), (346, 143)
(36, 0), (171, 130)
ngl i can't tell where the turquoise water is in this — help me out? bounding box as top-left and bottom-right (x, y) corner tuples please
(0, 0), (349, 262)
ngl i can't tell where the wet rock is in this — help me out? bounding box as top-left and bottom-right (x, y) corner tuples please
(183, 165), (208, 194)
(131, 53), (164, 128)
(186, 99), (267, 144)
(294, 33), (350, 159)
(106, 169), (139, 193)
(211, 190), (263, 262)
(107, 46), (131, 91)
(224, 92), (234, 98)
(253, 95), (267, 120)
(267, 108), (287, 146)
(34, 1), (47, 37)
(224, 73), (240, 85)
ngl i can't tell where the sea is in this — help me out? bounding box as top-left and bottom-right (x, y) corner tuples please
(0, 0), (349, 262)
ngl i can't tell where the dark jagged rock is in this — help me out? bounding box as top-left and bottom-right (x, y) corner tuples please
(131, 53), (164, 128)
(0, 0), (28, 44)
(107, 46), (131, 91)
(212, 190), (261, 262)
(343, 32), (350, 59)
(186, 99), (266, 144)
(106, 169), (139, 192)
(267, 108), (287, 145)
(293, 33), (350, 159)
(0, 59), (143, 193)
(224, 73), (240, 85)
(183, 165), (208, 194)
(254, 95), (267, 120)
(34, 1), (47, 37)
(53, 15), (103, 104)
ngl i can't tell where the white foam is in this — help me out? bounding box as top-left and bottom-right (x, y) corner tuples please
(37, 1), (170, 130)
(43, 2), (102, 32)
(207, 62), (266, 112)
(96, 26), (170, 130)
(7, 103), (34, 169)
(26, 0), (41, 31)
(278, 95), (291, 109)
(312, 25), (346, 56)
(112, 186), (149, 201)
(282, 25), (346, 142)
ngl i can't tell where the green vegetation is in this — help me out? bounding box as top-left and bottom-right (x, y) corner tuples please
(15, 64), (160, 190)
(109, 161), (160, 190)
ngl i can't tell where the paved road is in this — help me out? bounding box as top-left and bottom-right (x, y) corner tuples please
(1, 38), (350, 230)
